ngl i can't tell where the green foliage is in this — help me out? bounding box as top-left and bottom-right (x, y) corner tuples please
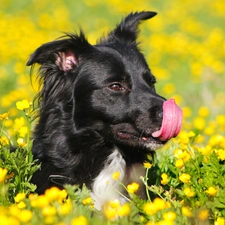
(0, 111), (40, 205)
(0, 112), (225, 224)
(0, 145), (39, 203)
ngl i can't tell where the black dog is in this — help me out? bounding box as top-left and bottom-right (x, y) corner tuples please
(27, 11), (182, 209)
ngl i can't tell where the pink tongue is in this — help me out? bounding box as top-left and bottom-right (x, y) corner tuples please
(152, 99), (183, 141)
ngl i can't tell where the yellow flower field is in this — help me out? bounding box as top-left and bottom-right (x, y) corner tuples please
(0, 0), (225, 224)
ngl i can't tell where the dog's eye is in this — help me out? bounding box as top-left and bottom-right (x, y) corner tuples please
(108, 83), (125, 91)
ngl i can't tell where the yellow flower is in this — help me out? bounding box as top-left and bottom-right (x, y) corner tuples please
(82, 197), (92, 205)
(117, 203), (130, 217)
(5, 217), (20, 225)
(0, 168), (8, 183)
(42, 206), (57, 217)
(157, 220), (174, 225)
(59, 189), (68, 202)
(45, 187), (62, 202)
(198, 209), (209, 221)
(108, 199), (120, 209)
(182, 151), (191, 162)
(17, 138), (27, 147)
(198, 106), (209, 117)
(71, 216), (88, 225)
(14, 193), (26, 203)
(176, 132), (189, 145)
(215, 149), (225, 161)
(204, 122), (215, 136)
(18, 210), (32, 223)
(209, 135), (225, 147)
(162, 83), (176, 95)
(184, 187), (195, 197)
(14, 117), (26, 129)
(44, 216), (56, 225)
(9, 205), (20, 215)
(197, 146), (213, 156)
(103, 202), (117, 220)
(182, 106), (192, 118)
(103, 201), (130, 219)
(111, 171), (120, 180)
(127, 182), (139, 194)
(163, 211), (176, 221)
(18, 126), (28, 137)
(161, 173), (169, 185)
(16, 100), (30, 111)
(143, 197), (169, 216)
(193, 117), (206, 130)
(143, 202), (157, 216)
(215, 217), (225, 225)
(179, 173), (191, 183)
(188, 131), (196, 137)
(216, 115), (225, 126)
(175, 159), (184, 168)
(143, 162), (152, 169)
(153, 198), (170, 211)
(34, 195), (49, 208)
(174, 149), (191, 162)
(28, 193), (38, 201)
(59, 200), (72, 215)
(139, 216), (145, 223)
(195, 134), (205, 143)
(17, 201), (26, 209)
(182, 206), (192, 217)
(0, 136), (9, 146)
(0, 112), (9, 120)
(205, 186), (218, 196)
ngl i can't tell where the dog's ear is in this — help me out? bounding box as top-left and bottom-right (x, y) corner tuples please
(99, 11), (157, 45)
(27, 32), (92, 71)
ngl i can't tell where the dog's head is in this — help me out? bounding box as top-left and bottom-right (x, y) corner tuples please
(27, 11), (182, 154)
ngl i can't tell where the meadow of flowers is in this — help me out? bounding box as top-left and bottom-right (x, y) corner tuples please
(0, 0), (225, 224)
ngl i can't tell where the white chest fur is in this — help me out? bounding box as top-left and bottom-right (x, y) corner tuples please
(91, 147), (145, 209)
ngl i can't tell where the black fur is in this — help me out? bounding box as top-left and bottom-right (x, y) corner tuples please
(28, 11), (166, 204)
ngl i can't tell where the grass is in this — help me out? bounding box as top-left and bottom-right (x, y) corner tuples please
(0, 0), (225, 224)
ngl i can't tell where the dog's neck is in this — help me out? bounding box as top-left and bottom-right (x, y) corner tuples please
(90, 146), (146, 210)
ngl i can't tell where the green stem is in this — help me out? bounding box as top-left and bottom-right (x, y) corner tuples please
(24, 109), (32, 163)
(0, 121), (4, 137)
(116, 188), (132, 203)
(145, 168), (151, 202)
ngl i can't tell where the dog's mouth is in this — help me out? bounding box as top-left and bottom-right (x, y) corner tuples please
(115, 130), (165, 151)
(112, 99), (183, 151)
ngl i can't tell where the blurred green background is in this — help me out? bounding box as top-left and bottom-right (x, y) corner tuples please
(0, 0), (225, 123)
